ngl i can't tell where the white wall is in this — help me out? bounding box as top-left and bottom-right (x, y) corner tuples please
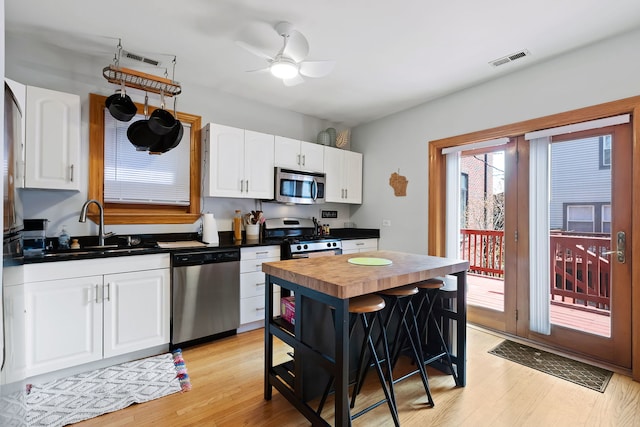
(350, 28), (640, 254)
(5, 33), (346, 238)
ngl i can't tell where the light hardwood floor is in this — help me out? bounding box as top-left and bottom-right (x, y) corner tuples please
(74, 326), (640, 426)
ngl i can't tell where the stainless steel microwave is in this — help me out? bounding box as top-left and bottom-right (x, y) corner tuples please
(274, 167), (325, 204)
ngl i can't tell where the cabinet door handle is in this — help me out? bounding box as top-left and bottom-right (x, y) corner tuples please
(70, 164), (74, 182)
(104, 283), (111, 301)
(240, 180), (244, 192)
(95, 284), (100, 303)
(297, 154), (301, 165)
(245, 180), (249, 192)
(345, 189), (347, 198)
(302, 155), (306, 166)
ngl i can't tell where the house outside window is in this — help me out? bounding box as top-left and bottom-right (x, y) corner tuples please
(566, 205), (595, 232)
(460, 172), (468, 228)
(602, 204), (611, 233)
(599, 135), (612, 169)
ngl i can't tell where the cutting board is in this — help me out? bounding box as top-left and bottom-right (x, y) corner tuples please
(157, 241), (208, 249)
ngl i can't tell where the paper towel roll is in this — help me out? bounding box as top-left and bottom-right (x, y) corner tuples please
(202, 213), (219, 244)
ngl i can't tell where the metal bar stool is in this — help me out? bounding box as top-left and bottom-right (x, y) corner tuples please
(414, 278), (459, 386)
(368, 284), (435, 407)
(317, 294), (399, 426)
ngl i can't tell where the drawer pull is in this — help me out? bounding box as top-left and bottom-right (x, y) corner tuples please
(256, 282), (265, 287)
(256, 307), (265, 311)
(356, 242), (364, 246)
(256, 251), (268, 255)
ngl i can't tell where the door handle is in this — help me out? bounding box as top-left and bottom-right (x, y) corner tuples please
(603, 231), (625, 263)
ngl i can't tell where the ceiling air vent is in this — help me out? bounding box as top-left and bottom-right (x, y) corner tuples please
(489, 49), (530, 67)
(123, 50), (162, 67)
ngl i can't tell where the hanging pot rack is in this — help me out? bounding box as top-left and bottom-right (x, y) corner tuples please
(102, 65), (182, 97)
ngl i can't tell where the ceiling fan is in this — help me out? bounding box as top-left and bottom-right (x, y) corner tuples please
(237, 22), (335, 86)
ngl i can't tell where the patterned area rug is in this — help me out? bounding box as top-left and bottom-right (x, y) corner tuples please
(0, 349), (191, 427)
(489, 340), (613, 392)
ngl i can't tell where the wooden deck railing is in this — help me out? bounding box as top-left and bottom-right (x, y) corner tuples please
(460, 229), (611, 312)
(550, 233), (611, 311)
(460, 229), (505, 277)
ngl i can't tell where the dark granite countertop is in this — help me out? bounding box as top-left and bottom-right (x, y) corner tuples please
(23, 228), (380, 264)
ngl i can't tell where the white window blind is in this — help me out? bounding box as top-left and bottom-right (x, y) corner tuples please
(104, 110), (191, 206)
(529, 136), (551, 335)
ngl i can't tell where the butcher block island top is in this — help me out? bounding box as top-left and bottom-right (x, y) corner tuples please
(262, 250), (469, 299)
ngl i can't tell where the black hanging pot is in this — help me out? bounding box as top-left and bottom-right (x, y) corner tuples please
(148, 120), (184, 155)
(126, 94), (162, 151)
(105, 82), (137, 122)
(127, 120), (162, 151)
(148, 91), (177, 135)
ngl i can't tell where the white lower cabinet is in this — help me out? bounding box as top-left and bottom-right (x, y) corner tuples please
(240, 246), (281, 327)
(23, 255), (170, 377)
(25, 276), (103, 376)
(341, 238), (379, 254)
(103, 269), (170, 358)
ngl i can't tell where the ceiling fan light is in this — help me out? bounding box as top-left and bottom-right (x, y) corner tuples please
(270, 61), (299, 79)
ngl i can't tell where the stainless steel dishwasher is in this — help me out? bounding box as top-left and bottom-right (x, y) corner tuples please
(171, 248), (240, 348)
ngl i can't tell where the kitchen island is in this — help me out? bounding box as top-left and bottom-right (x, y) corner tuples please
(262, 250), (469, 426)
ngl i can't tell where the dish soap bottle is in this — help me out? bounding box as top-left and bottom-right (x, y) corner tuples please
(58, 225), (70, 250)
(233, 210), (243, 241)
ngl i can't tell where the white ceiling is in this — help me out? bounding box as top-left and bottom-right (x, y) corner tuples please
(6, 0), (640, 127)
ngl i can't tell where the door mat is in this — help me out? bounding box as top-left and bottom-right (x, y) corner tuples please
(0, 349), (191, 427)
(488, 340), (613, 392)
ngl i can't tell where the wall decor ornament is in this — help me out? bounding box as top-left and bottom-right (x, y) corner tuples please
(389, 171), (408, 196)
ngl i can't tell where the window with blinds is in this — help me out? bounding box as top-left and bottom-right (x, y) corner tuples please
(103, 111), (191, 206)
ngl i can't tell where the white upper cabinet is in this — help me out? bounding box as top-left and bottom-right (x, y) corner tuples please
(244, 130), (276, 199)
(324, 146), (363, 204)
(274, 136), (324, 172)
(203, 123), (275, 199)
(25, 85), (81, 190)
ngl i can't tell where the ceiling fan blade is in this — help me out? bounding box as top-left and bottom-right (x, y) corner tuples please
(245, 66), (270, 73)
(283, 30), (309, 63)
(235, 40), (274, 61)
(283, 74), (305, 87)
(299, 60), (335, 78)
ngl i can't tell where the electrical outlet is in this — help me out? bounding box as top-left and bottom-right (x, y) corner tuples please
(382, 219), (391, 227)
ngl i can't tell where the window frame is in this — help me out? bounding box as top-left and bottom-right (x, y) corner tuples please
(89, 93), (201, 225)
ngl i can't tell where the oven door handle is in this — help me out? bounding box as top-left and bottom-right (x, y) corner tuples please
(291, 253), (309, 259)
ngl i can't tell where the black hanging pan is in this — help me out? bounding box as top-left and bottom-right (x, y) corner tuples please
(149, 97), (184, 154)
(105, 80), (137, 122)
(148, 90), (177, 135)
(148, 120), (183, 155)
(127, 93), (162, 151)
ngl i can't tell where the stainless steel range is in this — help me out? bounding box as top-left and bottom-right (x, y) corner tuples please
(263, 218), (341, 259)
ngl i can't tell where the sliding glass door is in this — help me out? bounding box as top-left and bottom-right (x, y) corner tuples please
(519, 124), (632, 367)
(444, 122), (632, 368)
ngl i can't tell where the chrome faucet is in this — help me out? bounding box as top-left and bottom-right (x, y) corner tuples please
(79, 199), (114, 247)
